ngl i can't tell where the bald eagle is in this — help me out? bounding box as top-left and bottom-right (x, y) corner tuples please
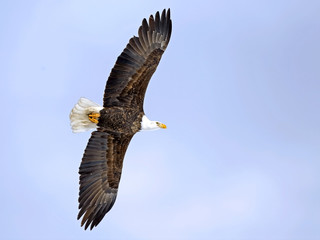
(69, 9), (172, 230)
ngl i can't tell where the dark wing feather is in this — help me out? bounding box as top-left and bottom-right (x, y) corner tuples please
(78, 130), (133, 230)
(103, 9), (172, 110)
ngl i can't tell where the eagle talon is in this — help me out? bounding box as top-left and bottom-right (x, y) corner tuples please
(88, 113), (100, 123)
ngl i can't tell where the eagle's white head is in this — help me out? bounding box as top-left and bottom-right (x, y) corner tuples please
(140, 115), (167, 131)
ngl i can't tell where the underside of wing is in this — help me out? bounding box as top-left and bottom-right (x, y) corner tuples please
(78, 130), (133, 230)
(103, 9), (172, 110)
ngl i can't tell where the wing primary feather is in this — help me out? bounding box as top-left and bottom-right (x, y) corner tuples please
(82, 207), (95, 227)
(148, 15), (155, 31)
(142, 18), (149, 31)
(140, 19), (149, 50)
(167, 8), (171, 25)
(167, 19), (172, 44)
(91, 200), (115, 229)
(86, 203), (105, 229)
(137, 26), (147, 51)
(155, 11), (160, 32)
(77, 206), (87, 220)
(165, 9), (171, 39)
(160, 9), (167, 35)
(91, 205), (108, 228)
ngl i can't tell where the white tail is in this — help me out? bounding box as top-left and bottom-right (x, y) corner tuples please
(69, 98), (103, 133)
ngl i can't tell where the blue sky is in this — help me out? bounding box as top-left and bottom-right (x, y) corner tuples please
(1, 0), (320, 239)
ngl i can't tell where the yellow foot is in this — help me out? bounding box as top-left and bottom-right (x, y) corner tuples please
(88, 113), (100, 123)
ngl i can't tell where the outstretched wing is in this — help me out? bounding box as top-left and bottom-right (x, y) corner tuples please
(78, 130), (133, 230)
(103, 9), (172, 110)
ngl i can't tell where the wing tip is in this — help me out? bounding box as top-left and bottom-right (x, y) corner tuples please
(138, 8), (172, 49)
(78, 197), (117, 230)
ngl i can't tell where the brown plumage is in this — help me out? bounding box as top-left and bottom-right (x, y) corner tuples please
(76, 9), (172, 230)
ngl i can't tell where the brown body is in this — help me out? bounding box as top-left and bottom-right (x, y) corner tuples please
(98, 107), (144, 134)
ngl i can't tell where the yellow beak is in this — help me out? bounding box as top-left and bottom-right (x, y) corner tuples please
(159, 123), (167, 129)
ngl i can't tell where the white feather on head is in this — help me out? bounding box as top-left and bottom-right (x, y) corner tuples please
(140, 115), (166, 131)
